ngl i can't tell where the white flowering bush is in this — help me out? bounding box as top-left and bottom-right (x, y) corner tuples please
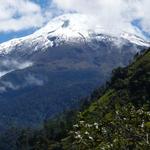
(68, 103), (150, 150)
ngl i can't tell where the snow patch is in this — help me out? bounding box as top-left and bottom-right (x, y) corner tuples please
(0, 13), (149, 55)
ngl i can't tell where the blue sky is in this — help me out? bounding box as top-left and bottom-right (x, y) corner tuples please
(0, 0), (52, 43)
(132, 19), (150, 39)
(0, 0), (149, 44)
(34, 0), (49, 8)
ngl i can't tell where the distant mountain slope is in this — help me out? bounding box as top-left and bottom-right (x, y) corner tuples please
(0, 49), (149, 150)
(0, 13), (149, 55)
(0, 13), (149, 130)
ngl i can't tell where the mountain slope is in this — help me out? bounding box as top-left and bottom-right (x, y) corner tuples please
(62, 49), (150, 149)
(0, 13), (149, 130)
(0, 13), (149, 55)
(7, 48), (150, 150)
(0, 48), (149, 150)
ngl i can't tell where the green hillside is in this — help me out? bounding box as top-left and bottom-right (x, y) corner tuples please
(62, 49), (150, 150)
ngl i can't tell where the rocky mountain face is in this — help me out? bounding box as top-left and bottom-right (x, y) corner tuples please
(0, 13), (149, 129)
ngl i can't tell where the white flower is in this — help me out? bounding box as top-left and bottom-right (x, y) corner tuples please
(123, 118), (127, 120)
(79, 121), (85, 124)
(102, 127), (107, 133)
(93, 122), (99, 129)
(113, 139), (117, 143)
(86, 124), (93, 128)
(75, 131), (81, 136)
(75, 134), (82, 139)
(73, 124), (79, 128)
(89, 136), (94, 141)
(96, 125), (99, 129)
(137, 109), (144, 114)
(146, 133), (149, 144)
(116, 111), (119, 115)
(146, 112), (150, 116)
(141, 122), (144, 128)
(94, 122), (98, 126)
(85, 131), (89, 135)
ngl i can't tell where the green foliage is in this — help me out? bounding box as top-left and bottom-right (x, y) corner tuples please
(68, 103), (150, 150)
(62, 49), (150, 149)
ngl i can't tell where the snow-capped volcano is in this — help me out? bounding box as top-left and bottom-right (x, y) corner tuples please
(0, 13), (149, 130)
(0, 13), (149, 55)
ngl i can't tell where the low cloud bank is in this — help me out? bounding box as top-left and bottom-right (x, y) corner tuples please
(0, 59), (33, 77)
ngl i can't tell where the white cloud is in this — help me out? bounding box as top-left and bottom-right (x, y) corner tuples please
(0, 0), (51, 32)
(0, 81), (20, 93)
(134, 0), (150, 33)
(0, 0), (149, 38)
(52, 0), (150, 37)
(0, 70), (12, 78)
(25, 74), (44, 86)
(1, 81), (19, 90)
(0, 59), (33, 77)
(0, 74), (44, 93)
(0, 86), (6, 93)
